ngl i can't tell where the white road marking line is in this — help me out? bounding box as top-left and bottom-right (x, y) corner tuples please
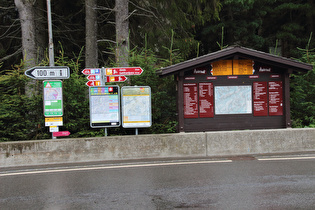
(0, 160), (232, 177)
(258, 156), (315, 161)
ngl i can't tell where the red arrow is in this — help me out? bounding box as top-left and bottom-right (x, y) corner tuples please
(106, 76), (127, 82)
(53, 131), (70, 137)
(86, 80), (101, 87)
(82, 68), (101, 75)
(87, 74), (101, 81)
(105, 67), (143, 76)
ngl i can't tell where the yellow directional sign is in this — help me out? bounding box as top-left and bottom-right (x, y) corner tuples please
(45, 117), (63, 127)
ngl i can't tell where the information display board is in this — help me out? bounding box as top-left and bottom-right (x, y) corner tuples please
(199, 83), (214, 118)
(183, 83), (198, 118)
(233, 60), (253, 75)
(253, 82), (268, 116)
(43, 80), (63, 117)
(211, 60), (233, 76)
(215, 86), (252, 115)
(89, 86), (120, 128)
(211, 60), (254, 76)
(269, 81), (283, 116)
(121, 86), (151, 128)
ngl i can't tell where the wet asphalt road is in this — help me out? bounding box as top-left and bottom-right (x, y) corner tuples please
(1, 155), (315, 209)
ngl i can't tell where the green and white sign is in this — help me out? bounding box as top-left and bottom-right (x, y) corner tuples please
(43, 80), (63, 117)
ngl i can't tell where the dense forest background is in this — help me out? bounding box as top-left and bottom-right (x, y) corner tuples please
(0, 0), (314, 141)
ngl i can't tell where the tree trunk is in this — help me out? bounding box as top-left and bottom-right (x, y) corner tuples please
(115, 0), (129, 67)
(85, 0), (98, 68)
(307, 0), (314, 36)
(34, 0), (46, 63)
(14, 0), (37, 68)
(14, 0), (39, 97)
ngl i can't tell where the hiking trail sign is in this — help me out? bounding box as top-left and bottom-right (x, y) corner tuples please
(83, 67), (142, 87)
(105, 67), (143, 76)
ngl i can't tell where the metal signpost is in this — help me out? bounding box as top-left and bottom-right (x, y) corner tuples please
(25, 66), (70, 139)
(23, 0), (71, 139)
(84, 67), (146, 135)
(83, 67), (133, 87)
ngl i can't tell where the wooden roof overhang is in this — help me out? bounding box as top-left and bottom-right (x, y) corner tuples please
(157, 46), (313, 76)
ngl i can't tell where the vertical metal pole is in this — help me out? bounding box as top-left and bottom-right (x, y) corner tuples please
(105, 128), (108, 136)
(135, 128), (138, 135)
(47, 0), (56, 139)
(47, 0), (54, 67)
(101, 67), (106, 86)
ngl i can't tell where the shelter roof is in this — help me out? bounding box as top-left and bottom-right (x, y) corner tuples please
(157, 46), (313, 76)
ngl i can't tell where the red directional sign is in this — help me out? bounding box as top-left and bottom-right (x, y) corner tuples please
(86, 80), (101, 87)
(105, 67), (143, 76)
(87, 74), (101, 81)
(53, 131), (70, 137)
(82, 68), (101, 75)
(106, 76), (127, 82)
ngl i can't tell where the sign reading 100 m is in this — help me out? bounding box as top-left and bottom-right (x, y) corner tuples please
(25, 66), (70, 80)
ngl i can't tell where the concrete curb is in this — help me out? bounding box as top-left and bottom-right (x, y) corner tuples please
(206, 128), (315, 156)
(1, 128), (314, 167)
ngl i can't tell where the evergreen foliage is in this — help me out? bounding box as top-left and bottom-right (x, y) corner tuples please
(126, 48), (178, 134)
(290, 34), (315, 128)
(0, 0), (314, 141)
(0, 60), (48, 141)
(0, 39), (180, 141)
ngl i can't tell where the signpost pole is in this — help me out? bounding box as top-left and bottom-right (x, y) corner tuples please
(101, 67), (106, 86)
(47, 0), (56, 139)
(46, 0), (54, 67)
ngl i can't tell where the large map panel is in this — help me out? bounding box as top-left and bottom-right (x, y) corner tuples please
(122, 86), (151, 128)
(215, 86), (252, 115)
(89, 86), (120, 128)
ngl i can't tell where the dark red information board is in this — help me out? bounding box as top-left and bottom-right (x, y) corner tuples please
(199, 83), (214, 118)
(269, 81), (283, 116)
(253, 82), (268, 116)
(184, 83), (198, 118)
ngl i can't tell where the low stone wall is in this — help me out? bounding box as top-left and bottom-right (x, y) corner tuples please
(206, 128), (315, 156)
(0, 128), (314, 167)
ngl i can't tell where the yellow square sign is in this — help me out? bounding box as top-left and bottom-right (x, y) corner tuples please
(45, 117), (63, 127)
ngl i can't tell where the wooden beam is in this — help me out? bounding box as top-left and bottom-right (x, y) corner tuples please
(284, 70), (291, 127)
(177, 72), (185, 132)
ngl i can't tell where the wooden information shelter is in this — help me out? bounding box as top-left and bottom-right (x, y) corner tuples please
(157, 46), (312, 132)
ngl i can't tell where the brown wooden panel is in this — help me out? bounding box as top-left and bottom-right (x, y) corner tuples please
(184, 115), (285, 132)
(178, 62), (287, 132)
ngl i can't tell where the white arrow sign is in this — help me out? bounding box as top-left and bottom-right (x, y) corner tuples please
(25, 66), (70, 80)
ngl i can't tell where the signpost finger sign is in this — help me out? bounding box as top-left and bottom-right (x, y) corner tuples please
(106, 67), (143, 76)
(83, 66), (149, 136)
